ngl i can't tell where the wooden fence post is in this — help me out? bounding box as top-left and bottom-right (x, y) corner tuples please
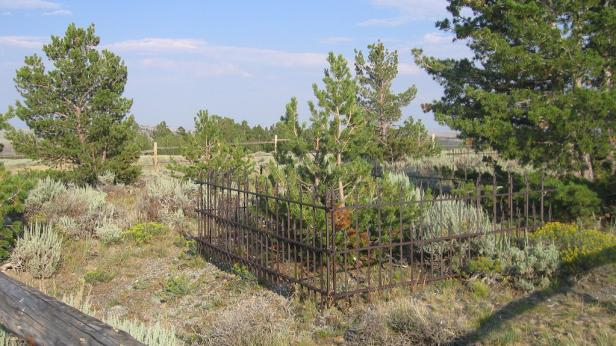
(0, 273), (144, 345)
(274, 135), (278, 153)
(153, 141), (158, 171)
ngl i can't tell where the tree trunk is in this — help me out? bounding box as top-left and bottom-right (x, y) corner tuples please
(581, 153), (595, 182)
(0, 273), (144, 346)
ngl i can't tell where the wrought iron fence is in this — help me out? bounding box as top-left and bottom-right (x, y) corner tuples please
(194, 171), (551, 304)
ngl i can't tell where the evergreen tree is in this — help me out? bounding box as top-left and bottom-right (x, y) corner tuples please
(355, 42), (418, 159)
(414, 1), (615, 181)
(152, 121), (173, 139)
(273, 53), (372, 204)
(0, 113), (9, 153)
(4, 24), (140, 183)
(174, 109), (252, 179)
(387, 118), (439, 162)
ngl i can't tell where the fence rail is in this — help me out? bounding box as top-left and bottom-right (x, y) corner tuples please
(194, 171), (550, 304)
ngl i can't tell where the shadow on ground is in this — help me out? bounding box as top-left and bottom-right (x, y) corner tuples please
(452, 246), (616, 345)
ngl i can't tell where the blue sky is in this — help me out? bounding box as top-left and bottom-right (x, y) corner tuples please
(0, 0), (470, 132)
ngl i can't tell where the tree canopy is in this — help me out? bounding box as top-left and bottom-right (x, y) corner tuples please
(272, 53), (373, 204)
(355, 41), (437, 162)
(4, 23), (140, 183)
(173, 109), (253, 179)
(414, 0), (615, 181)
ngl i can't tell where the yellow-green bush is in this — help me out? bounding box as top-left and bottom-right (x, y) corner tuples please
(123, 222), (167, 245)
(533, 222), (616, 272)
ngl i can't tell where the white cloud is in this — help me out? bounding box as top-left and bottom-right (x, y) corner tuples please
(398, 62), (421, 75)
(357, 17), (407, 27)
(422, 32), (451, 45)
(0, 0), (60, 9)
(42, 8), (70, 16)
(202, 45), (326, 67)
(0, 35), (45, 48)
(320, 36), (354, 44)
(359, 0), (448, 26)
(107, 38), (327, 68)
(106, 38), (206, 51)
(140, 58), (253, 78)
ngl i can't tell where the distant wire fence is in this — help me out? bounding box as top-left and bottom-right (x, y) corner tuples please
(194, 170), (551, 305)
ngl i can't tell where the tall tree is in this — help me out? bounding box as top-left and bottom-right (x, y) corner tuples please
(271, 54), (372, 204)
(355, 41), (418, 159)
(4, 23), (140, 183)
(414, 1), (615, 181)
(0, 113), (9, 153)
(152, 121), (173, 139)
(174, 109), (252, 179)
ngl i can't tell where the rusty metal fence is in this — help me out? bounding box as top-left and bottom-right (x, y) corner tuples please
(194, 171), (550, 304)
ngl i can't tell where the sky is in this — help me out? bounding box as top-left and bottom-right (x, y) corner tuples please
(0, 0), (471, 133)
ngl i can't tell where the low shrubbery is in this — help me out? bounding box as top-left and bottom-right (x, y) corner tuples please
(138, 173), (197, 222)
(418, 196), (493, 256)
(464, 222), (616, 290)
(162, 275), (192, 299)
(95, 221), (123, 244)
(84, 269), (116, 284)
(62, 284), (180, 346)
(10, 223), (62, 278)
(0, 166), (37, 260)
(465, 238), (559, 291)
(347, 296), (464, 345)
(25, 177), (66, 213)
(30, 182), (116, 239)
(532, 222), (616, 273)
(123, 222), (167, 245)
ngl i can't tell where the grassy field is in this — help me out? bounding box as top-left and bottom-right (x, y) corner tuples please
(8, 231), (615, 345)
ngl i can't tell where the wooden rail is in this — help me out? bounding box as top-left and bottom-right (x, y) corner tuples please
(0, 273), (144, 345)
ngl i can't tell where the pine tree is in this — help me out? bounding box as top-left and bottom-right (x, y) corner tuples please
(414, 1), (615, 181)
(355, 42), (418, 160)
(271, 54), (373, 204)
(4, 23), (140, 183)
(175, 109), (252, 179)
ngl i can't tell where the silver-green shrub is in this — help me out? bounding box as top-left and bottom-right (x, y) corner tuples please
(417, 196), (493, 256)
(25, 177), (66, 213)
(43, 186), (115, 238)
(55, 216), (81, 238)
(105, 313), (180, 346)
(0, 328), (21, 346)
(161, 209), (187, 234)
(95, 221), (123, 244)
(97, 171), (116, 186)
(10, 223), (62, 278)
(503, 241), (559, 290)
(139, 173), (197, 221)
(61, 285), (180, 346)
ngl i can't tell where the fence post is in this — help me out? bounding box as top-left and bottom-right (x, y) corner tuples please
(152, 141), (158, 171)
(274, 134), (278, 153)
(524, 173), (529, 235)
(540, 169), (545, 224)
(492, 164), (497, 222)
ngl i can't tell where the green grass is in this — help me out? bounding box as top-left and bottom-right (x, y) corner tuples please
(84, 269), (116, 283)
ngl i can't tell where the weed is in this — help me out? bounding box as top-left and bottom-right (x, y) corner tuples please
(232, 263), (257, 284)
(123, 222), (167, 245)
(469, 280), (490, 299)
(162, 275), (191, 299)
(84, 270), (116, 284)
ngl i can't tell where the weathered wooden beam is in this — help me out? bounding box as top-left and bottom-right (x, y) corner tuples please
(0, 273), (144, 346)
